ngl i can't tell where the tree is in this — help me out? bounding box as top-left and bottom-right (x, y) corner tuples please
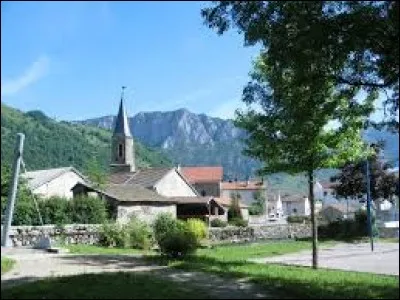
(234, 53), (370, 268)
(202, 1), (399, 131)
(331, 146), (398, 201)
(228, 192), (242, 220)
(249, 190), (266, 215)
(85, 158), (108, 189)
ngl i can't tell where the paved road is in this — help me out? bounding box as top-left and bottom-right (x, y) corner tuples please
(250, 242), (399, 275)
(1, 247), (270, 299)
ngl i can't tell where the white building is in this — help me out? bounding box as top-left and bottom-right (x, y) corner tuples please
(22, 167), (87, 199)
(220, 180), (267, 206)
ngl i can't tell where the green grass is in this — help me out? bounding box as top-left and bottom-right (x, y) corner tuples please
(66, 244), (152, 255)
(146, 240), (399, 299)
(1, 257), (15, 274)
(1, 272), (211, 299)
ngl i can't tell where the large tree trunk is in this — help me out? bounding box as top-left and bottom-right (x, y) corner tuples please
(308, 170), (318, 269)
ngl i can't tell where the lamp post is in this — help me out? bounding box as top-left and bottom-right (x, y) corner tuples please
(207, 198), (212, 244)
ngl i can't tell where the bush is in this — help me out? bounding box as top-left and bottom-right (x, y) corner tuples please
(186, 218), (207, 244)
(228, 217), (248, 227)
(287, 215), (311, 223)
(125, 217), (153, 250)
(39, 197), (71, 225)
(210, 219), (227, 227)
(98, 222), (127, 248)
(157, 220), (197, 258)
(68, 196), (108, 224)
(153, 212), (177, 243)
(153, 213), (198, 258)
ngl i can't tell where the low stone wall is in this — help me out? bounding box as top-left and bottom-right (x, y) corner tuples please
(2, 224), (101, 247)
(378, 227), (399, 238)
(3, 223), (311, 247)
(209, 223), (311, 243)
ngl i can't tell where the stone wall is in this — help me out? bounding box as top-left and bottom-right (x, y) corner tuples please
(2, 224), (101, 247)
(209, 223), (311, 243)
(3, 223), (311, 248)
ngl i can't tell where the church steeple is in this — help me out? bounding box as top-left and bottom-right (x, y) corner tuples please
(113, 86), (132, 137)
(110, 86), (135, 173)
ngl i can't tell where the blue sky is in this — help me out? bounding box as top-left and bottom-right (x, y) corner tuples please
(1, 1), (260, 120)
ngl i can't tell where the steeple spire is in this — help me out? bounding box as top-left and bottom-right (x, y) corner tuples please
(113, 86), (132, 137)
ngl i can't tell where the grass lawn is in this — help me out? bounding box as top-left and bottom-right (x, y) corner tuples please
(1, 272), (211, 299)
(66, 244), (153, 255)
(1, 257), (15, 274)
(147, 240), (399, 299)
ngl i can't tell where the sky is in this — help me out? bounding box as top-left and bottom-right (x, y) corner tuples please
(1, 1), (260, 121)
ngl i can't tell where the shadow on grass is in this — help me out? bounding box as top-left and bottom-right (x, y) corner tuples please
(144, 254), (399, 299)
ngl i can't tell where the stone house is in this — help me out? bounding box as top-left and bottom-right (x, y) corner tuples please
(319, 203), (360, 222)
(220, 180), (267, 206)
(22, 167), (87, 199)
(180, 166), (223, 197)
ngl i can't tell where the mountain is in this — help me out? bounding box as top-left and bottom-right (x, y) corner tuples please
(78, 108), (399, 193)
(1, 104), (172, 173)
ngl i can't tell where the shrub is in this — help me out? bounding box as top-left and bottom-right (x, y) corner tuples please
(186, 218), (207, 244)
(157, 220), (197, 258)
(125, 217), (153, 250)
(98, 222), (127, 248)
(210, 219), (227, 227)
(39, 197), (71, 225)
(229, 217), (248, 227)
(68, 196), (108, 224)
(153, 212), (177, 243)
(228, 193), (243, 221)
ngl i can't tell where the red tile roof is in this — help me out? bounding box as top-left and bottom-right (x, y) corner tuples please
(221, 181), (265, 190)
(213, 196), (249, 208)
(180, 166), (223, 183)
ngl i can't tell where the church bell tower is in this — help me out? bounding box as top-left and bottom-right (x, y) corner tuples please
(110, 86), (135, 173)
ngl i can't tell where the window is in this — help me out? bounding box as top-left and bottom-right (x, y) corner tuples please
(293, 208), (297, 213)
(323, 191), (328, 196)
(201, 190), (206, 196)
(118, 144), (123, 157)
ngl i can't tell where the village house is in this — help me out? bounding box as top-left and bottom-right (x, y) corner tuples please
(22, 167), (87, 199)
(220, 180), (267, 206)
(180, 166), (223, 197)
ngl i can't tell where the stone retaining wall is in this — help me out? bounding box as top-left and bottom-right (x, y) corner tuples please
(209, 223), (311, 243)
(1, 224), (101, 247)
(2, 223), (311, 247)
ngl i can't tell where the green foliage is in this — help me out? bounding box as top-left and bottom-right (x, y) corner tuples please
(227, 193), (242, 221)
(125, 218), (153, 250)
(68, 196), (108, 224)
(287, 215), (311, 224)
(153, 213), (198, 258)
(210, 219), (227, 227)
(248, 190), (266, 215)
(39, 197), (71, 225)
(228, 217), (248, 227)
(157, 220), (197, 258)
(98, 222), (127, 248)
(85, 158), (107, 189)
(153, 212), (177, 244)
(331, 146), (398, 200)
(186, 218), (207, 245)
(1, 104), (172, 175)
(202, 1), (399, 131)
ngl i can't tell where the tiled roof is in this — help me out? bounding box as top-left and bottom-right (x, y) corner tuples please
(73, 182), (175, 203)
(321, 203), (359, 213)
(108, 168), (173, 187)
(180, 166), (223, 183)
(213, 196), (249, 208)
(22, 167), (87, 190)
(221, 181), (265, 190)
(320, 182), (339, 189)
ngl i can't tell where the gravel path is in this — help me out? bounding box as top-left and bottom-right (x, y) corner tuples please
(1, 247), (271, 299)
(250, 242), (399, 275)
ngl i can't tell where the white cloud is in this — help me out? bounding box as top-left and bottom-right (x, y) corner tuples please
(1, 55), (50, 97)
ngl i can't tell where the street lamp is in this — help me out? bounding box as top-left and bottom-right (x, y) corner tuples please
(207, 198), (212, 243)
(365, 144), (375, 252)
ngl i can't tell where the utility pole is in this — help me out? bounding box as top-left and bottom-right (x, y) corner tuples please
(365, 157), (374, 252)
(2, 133), (25, 247)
